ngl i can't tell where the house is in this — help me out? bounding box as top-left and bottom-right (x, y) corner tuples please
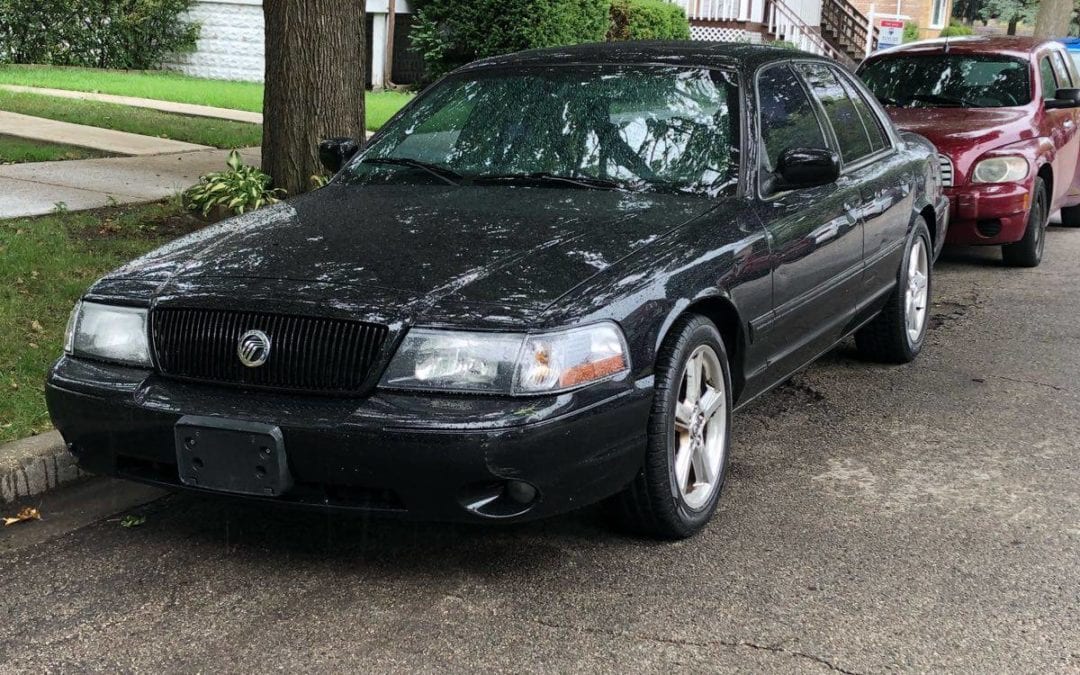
(672, 0), (955, 66)
(167, 0), (955, 86)
(165, 0), (422, 88)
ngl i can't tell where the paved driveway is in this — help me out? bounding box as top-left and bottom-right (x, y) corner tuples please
(2, 226), (1078, 673)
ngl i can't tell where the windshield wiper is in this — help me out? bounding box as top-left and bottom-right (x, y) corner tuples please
(360, 156), (462, 186)
(909, 93), (969, 107)
(473, 171), (639, 192)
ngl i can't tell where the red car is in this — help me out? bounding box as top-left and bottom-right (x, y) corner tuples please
(859, 37), (1080, 267)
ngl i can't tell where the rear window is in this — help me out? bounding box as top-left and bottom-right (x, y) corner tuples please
(859, 55), (1031, 108)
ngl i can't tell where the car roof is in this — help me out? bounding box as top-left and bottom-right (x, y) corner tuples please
(458, 41), (832, 76)
(866, 35), (1063, 61)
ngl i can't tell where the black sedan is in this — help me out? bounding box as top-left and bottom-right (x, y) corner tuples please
(47, 43), (948, 539)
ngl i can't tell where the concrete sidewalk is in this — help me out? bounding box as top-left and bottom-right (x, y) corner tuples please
(0, 84), (263, 125)
(0, 110), (211, 155)
(0, 147), (260, 218)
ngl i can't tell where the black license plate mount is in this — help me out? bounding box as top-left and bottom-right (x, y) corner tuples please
(175, 415), (292, 497)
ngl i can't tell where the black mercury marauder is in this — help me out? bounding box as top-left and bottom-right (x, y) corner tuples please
(47, 43), (948, 539)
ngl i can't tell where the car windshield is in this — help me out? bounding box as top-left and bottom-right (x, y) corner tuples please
(859, 55), (1031, 108)
(345, 65), (740, 196)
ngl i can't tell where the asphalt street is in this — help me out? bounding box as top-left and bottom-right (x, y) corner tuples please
(2, 222), (1079, 673)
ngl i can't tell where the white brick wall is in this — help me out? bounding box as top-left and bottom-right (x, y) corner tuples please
(164, 0), (415, 83)
(165, 0), (265, 82)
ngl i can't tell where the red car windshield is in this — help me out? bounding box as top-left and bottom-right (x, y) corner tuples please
(859, 55), (1031, 108)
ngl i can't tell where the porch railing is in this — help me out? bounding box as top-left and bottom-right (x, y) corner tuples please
(766, 0), (848, 63)
(673, 0), (754, 22)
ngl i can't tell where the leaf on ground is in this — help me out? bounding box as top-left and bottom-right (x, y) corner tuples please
(3, 507), (41, 526)
(30, 320), (43, 333)
(120, 514), (146, 528)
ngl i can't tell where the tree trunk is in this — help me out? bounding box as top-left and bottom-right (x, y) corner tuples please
(1008, 16), (1018, 35)
(1033, 0), (1074, 39)
(262, 0), (367, 196)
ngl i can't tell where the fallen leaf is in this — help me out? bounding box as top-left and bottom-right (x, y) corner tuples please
(120, 514), (146, 528)
(30, 320), (43, 333)
(3, 507), (41, 526)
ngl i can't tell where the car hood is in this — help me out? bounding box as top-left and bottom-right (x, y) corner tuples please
(886, 105), (1035, 153)
(100, 183), (715, 320)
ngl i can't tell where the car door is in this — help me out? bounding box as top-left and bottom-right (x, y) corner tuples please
(1048, 49), (1080, 202)
(1038, 51), (1080, 207)
(820, 64), (914, 294)
(751, 63), (864, 384)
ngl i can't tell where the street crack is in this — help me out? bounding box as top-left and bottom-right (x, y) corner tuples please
(531, 618), (862, 674)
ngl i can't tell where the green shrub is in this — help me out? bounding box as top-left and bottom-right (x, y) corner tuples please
(903, 21), (920, 42)
(608, 0), (690, 41)
(184, 151), (284, 218)
(939, 21), (974, 37)
(411, 0), (610, 80)
(0, 0), (199, 69)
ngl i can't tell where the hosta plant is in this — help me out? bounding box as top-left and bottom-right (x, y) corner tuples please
(184, 150), (285, 217)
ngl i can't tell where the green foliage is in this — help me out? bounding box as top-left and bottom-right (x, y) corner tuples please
(0, 0), (199, 69)
(903, 22), (920, 42)
(608, 0), (690, 41)
(411, 0), (610, 80)
(939, 20), (974, 36)
(979, 0), (1036, 31)
(184, 150), (284, 218)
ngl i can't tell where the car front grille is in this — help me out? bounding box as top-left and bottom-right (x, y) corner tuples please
(151, 308), (389, 394)
(938, 154), (954, 187)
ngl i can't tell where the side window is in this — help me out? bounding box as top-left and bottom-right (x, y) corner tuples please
(834, 68), (889, 153)
(1040, 57), (1059, 100)
(799, 63), (874, 163)
(1052, 52), (1074, 87)
(757, 64), (829, 174)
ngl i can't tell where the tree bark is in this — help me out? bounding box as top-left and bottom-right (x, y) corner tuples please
(1033, 0), (1074, 39)
(262, 0), (367, 196)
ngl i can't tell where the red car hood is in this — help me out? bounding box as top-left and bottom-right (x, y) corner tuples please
(886, 106), (1038, 180)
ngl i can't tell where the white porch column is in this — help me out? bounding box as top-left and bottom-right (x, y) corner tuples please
(371, 12), (388, 91)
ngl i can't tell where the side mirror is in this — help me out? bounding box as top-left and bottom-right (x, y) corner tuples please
(773, 147), (841, 191)
(1046, 88), (1080, 109)
(318, 137), (361, 173)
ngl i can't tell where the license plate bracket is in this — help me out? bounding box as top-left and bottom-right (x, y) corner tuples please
(175, 415), (292, 497)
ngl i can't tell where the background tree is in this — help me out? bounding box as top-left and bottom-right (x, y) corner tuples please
(262, 0), (366, 195)
(1033, 0), (1075, 37)
(979, 0), (1036, 34)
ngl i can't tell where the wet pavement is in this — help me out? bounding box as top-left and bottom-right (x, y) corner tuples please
(2, 225), (1078, 672)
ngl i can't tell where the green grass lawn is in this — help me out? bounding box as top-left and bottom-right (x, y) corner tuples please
(0, 89), (262, 149)
(0, 200), (201, 442)
(0, 65), (413, 130)
(0, 134), (110, 163)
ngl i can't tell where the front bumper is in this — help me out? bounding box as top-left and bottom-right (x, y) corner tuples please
(46, 357), (651, 523)
(944, 182), (1031, 246)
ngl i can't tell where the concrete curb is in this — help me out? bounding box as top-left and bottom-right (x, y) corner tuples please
(0, 431), (87, 504)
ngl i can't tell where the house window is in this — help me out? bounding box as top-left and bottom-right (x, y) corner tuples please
(930, 0), (948, 29)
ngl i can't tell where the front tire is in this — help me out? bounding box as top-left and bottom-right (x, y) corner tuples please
(618, 315), (732, 540)
(855, 220), (932, 364)
(1002, 177), (1048, 267)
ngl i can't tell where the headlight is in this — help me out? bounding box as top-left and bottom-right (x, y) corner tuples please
(64, 301), (152, 367)
(971, 156), (1028, 184)
(380, 322), (630, 394)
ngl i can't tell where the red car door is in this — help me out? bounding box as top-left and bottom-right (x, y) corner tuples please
(1037, 50), (1080, 208)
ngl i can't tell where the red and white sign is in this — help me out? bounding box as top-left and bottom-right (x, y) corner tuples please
(877, 19), (905, 50)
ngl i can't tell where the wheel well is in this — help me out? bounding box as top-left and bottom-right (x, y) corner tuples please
(920, 205), (936, 248)
(1038, 163), (1053, 198)
(677, 297), (744, 400)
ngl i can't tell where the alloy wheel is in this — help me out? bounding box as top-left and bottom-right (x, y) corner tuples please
(905, 237), (929, 345)
(672, 345), (727, 510)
